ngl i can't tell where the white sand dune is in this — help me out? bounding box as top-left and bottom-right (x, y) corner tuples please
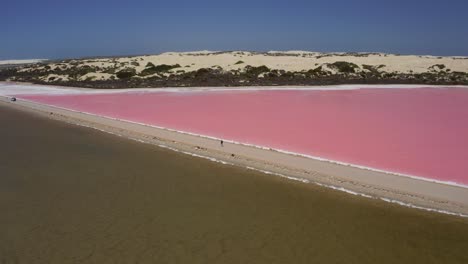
(13, 51), (467, 83)
(0, 59), (47, 65)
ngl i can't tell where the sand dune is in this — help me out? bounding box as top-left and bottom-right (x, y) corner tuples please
(5, 51), (468, 86)
(0, 59), (47, 65)
(65, 51), (468, 74)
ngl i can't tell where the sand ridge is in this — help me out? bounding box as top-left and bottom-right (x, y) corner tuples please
(9, 51), (468, 83)
(0, 59), (46, 65)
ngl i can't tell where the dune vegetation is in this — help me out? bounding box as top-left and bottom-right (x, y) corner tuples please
(1, 51), (468, 88)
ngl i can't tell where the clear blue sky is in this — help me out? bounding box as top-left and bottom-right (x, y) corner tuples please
(2, 0), (468, 59)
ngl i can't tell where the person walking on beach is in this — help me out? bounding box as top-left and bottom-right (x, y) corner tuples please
(220, 140), (224, 147)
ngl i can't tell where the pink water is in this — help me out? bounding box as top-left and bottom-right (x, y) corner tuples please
(19, 88), (468, 185)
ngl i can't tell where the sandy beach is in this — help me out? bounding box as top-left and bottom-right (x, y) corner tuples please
(1, 88), (468, 217)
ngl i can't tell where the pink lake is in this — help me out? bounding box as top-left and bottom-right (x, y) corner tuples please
(19, 88), (468, 186)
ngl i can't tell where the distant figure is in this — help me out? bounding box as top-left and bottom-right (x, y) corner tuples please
(10, 97), (16, 102)
(220, 140), (224, 147)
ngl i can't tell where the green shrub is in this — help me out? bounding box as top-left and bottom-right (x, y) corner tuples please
(103, 67), (117, 74)
(234, 60), (244, 65)
(307, 66), (326, 75)
(362, 64), (384, 74)
(140, 64), (181, 76)
(153, 64), (180, 71)
(76, 65), (95, 76)
(145, 62), (155, 68)
(195, 68), (211, 75)
(430, 64), (446, 71)
(116, 68), (136, 79)
(244, 65), (270, 75)
(330, 61), (359, 73)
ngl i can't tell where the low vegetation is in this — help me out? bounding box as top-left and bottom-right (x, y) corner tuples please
(329, 61), (359, 73)
(139, 64), (181, 76)
(244, 65), (270, 76)
(116, 68), (136, 79)
(1, 55), (467, 88)
(429, 64), (446, 71)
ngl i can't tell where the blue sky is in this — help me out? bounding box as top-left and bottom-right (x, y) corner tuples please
(2, 0), (468, 59)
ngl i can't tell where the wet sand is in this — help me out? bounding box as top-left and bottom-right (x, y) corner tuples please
(1, 103), (468, 263)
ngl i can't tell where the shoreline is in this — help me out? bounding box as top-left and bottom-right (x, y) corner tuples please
(2, 95), (468, 217)
(2, 81), (468, 96)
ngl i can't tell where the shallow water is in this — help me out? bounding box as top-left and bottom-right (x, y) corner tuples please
(20, 88), (468, 185)
(1, 105), (468, 264)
